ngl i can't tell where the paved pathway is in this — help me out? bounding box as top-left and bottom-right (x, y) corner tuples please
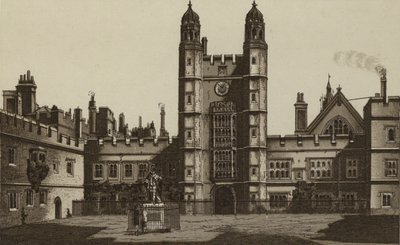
(46, 213), (396, 244)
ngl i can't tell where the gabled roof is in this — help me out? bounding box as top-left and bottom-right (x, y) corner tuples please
(306, 88), (364, 134)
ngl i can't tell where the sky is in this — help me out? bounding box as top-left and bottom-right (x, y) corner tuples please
(0, 0), (399, 136)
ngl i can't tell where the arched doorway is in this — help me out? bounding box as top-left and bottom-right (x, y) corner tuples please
(54, 197), (62, 219)
(214, 186), (235, 214)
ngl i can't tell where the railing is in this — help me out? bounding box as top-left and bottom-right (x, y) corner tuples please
(72, 199), (369, 217)
(72, 201), (180, 231)
(178, 199), (369, 215)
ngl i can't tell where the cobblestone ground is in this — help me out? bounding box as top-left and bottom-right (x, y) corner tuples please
(43, 214), (394, 244)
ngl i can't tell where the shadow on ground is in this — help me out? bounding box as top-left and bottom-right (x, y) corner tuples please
(317, 215), (399, 244)
(0, 223), (113, 245)
(0, 223), (318, 245)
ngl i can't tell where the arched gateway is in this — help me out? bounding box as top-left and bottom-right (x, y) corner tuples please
(214, 186), (236, 214)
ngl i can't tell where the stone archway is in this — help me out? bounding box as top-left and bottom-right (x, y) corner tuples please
(214, 186), (236, 214)
(54, 197), (62, 219)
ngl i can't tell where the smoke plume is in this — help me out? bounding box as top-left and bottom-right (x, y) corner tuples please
(333, 50), (386, 77)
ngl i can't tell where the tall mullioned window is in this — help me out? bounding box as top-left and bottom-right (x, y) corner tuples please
(26, 189), (34, 206)
(8, 148), (16, 165)
(210, 101), (236, 179)
(39, 190), (47, 205)
(125, 164), (133, 178)
(8, 192), (18, 211)
(109, 164), (118, 178)
(94, 164), (103, 178)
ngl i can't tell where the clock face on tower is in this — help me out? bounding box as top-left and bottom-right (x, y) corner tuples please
(215, 81), (230, 96)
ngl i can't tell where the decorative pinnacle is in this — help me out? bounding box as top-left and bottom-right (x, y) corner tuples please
(252, 0), (257, 7)
(188, 0), (192, 8)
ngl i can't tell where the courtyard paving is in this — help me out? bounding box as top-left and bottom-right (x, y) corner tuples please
(0, 214), (398, 244)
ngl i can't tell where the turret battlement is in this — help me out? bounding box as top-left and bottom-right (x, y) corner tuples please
(0, 109), (84, 150)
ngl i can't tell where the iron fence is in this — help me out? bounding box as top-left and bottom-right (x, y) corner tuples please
(179, 199), (369, 214)
(72, 199), (369, 217)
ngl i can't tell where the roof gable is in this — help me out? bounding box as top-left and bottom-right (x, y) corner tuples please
(306, 90), (364, 135)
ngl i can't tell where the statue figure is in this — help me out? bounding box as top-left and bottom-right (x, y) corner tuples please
(144, 169), (162, 203)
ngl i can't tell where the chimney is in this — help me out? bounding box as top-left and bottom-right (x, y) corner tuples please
(139, 116), (142, 128)
(119, 113), (125, 134)
(160, 104), (166, 137)
(380, 69), (387, 103)
(294, 92), (308, 134)
(201, 37), (208, 55)
(88, 94), (97, 135)
(74, 107), (82, 139)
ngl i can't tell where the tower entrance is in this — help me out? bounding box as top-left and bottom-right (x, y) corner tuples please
(214, 186), (235, 214)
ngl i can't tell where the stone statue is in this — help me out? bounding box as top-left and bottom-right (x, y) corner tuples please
(144, 170), (162, 203)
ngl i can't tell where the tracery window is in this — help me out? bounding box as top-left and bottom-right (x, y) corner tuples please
(323, 116), (352, 135)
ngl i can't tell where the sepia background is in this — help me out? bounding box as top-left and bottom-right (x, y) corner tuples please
(0, 0), (399, 136)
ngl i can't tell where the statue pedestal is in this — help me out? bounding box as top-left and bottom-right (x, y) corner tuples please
(143, 203), (165, 231)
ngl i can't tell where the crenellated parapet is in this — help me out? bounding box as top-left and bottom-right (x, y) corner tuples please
(267, 133), (364, 151)
(94, 135), (178, 151)
(0, 109), (84, 150)
(203, 54), (243, 65)
(203, 54), (244, 77)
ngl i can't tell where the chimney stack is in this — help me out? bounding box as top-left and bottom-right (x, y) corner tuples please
(201, 37), (208, 55)
(74, 107), (83, 139)
(139, 116), (142, 128)
(380, 69), (387, 103)
(294, 92), (308, 134)
(119, 113), (126, 134)
(160, 104), (166, 137)
(88, 94), (97, 135)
